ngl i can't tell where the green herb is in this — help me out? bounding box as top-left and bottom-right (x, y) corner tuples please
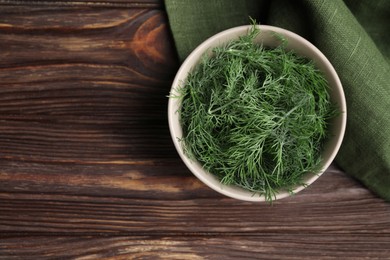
(176, 24), (337, 201)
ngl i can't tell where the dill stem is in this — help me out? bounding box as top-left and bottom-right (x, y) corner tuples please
(208, 98), (239, 114)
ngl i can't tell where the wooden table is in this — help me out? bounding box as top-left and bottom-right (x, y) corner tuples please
(0, 1), (389, 259)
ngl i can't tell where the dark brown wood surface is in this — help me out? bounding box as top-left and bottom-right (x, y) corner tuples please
(0, 1), (389, 259)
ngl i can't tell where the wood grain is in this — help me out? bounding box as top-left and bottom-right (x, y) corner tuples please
(1, 235), (390, 259)
(1, 167), (389, 235)
(0, 0), (162, 8)
(0, 1), (389, 259)
(0, 6), (178, 164)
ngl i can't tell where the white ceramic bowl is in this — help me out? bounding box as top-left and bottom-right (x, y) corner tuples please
(168, 25), (346, 202)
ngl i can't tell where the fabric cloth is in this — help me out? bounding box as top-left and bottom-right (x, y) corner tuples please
(164, 0), (390, 201)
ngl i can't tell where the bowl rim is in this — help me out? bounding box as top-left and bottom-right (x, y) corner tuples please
(168, 25), (347, 202)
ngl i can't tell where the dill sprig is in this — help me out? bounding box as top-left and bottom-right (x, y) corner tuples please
(177, 25), (337, 201)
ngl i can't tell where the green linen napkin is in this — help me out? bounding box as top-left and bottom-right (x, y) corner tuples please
(164, 0), (390, 201)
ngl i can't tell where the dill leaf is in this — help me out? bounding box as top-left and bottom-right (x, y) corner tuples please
(177, 25), (337, 202)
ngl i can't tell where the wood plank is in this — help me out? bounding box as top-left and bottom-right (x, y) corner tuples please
(0, 2), (389, 258)
(0, 6), (178, 166)
(0, 8), (176, 75)
(1, 235), (390, 259)
(0, 0), (162, 8)
(1, 167), (389, 234)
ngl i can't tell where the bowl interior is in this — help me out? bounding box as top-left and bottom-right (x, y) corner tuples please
(168, 25), (346, 202)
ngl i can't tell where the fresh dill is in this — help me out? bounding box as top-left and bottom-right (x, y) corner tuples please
(176, 25), (337, 201)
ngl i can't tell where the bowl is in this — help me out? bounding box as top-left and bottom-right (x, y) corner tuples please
(168, 25), (346, 202)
